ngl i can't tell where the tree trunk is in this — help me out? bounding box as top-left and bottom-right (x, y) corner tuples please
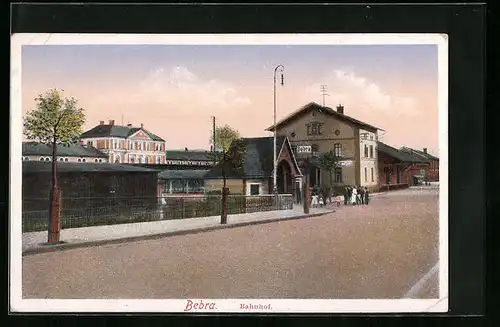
(221, 152), (228, 224)
(48, 140), (61, 243)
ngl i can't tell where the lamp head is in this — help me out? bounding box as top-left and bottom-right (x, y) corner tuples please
(281, 73), (284, 86)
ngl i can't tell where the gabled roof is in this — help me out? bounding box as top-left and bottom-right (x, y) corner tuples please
(205, 136), (299, 179)
(377, 142), (424, 163)
(22, 161), (160, 173)
(80, 124), (165, 141)
(400, 146), (439, 161)
(165, 150), (212, 161)
(266, 102), (383, 133)
(22, 142), (107, 158)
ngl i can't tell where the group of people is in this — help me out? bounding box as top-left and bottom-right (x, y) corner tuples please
(344, 185), (370, 206)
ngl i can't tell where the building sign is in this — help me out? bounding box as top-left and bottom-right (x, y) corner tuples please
(165, 160), (213, 166)
(296, 145), (312, 154)
(339, 160), (353, 167)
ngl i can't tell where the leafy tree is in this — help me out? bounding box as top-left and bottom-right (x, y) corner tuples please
(206, 124), (246, 224)
(317, 150), (342, 196)
(207, 125), (246, 189)
(23, 88), (85, 243)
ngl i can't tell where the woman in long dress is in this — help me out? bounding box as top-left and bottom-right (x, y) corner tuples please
(351, 186), (358, 205)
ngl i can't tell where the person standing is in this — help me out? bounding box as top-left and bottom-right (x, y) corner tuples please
(364, 187), (370, 205)
(344, 185), (349, 205)
(351, 186), (358, 205)
(359, 187), (365, 205)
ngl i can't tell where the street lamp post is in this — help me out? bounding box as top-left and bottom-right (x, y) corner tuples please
(273, 65), (284, 202)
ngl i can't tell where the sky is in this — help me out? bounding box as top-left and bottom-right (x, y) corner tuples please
(21, 44), (439, 155)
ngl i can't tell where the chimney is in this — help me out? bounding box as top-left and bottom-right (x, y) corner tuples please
(127, 123), (132, 127)
(140, 123), (144, 129)
(185, 147), (188, 151)
(336, 104), (344, 114)
(423, 148), (428, 154)
(100, 120), (105, 125)
(109, 120), (115, 125)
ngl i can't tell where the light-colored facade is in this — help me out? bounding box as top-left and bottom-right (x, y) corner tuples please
(359, 129), (379, 188)
(268, 102), (381, 192)
(22, 155), (107, 163)
(22, 142), (108, 163)
(80, 121), (167, 164)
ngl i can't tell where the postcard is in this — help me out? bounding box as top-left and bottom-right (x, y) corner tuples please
(10, 33), (448, 313)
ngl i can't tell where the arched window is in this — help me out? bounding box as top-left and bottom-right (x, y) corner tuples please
(95, 159), (99, 162)
(145, 156), (149, 164)
(334, 143), (342, 157)
(59, 157), (65, 162)
(64, 158), (68, 162)
(130, 157), (135, 163)
(82, 158), (86, 162)
(98, 159), (103, 163)
(115, 155), (120, 164)
(77, 158), (82, 162)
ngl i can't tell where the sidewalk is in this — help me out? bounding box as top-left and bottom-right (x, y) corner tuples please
(22, 206), (333, 255)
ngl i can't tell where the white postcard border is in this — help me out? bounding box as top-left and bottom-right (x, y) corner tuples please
(10, 33), (449, 313)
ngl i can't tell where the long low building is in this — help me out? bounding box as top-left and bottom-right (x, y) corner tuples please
(377, 142), (426, 190)
(22, 142), (108, 163)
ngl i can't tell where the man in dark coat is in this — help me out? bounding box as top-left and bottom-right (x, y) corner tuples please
(359, 187), (365, 205)
(344, 185), (349, 205)
(364, 187), (370, 205)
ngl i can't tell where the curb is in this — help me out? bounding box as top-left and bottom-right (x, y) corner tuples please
(22, 211), (332, 256)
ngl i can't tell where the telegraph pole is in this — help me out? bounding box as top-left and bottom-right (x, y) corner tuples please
(320, 85), (329, 106)
(211, 116), (216, 164)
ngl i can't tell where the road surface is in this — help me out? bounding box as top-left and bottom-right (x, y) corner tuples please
(22, 187), (440, 299)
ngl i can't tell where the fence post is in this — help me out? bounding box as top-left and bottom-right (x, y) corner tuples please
(221, 187), (229, 224)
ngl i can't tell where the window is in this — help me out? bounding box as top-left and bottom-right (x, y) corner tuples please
(364, 145), (368, 157)
(334, 143), (342, 157)
(291, 145), (297, 154)
(115, 156), (120, 164)
(249, 184), (260, 195)
(99, 159), (103, 163)
(130, 157), (135, 163)
(146, 142), (150, 151)
(311, 144), (319, 156)
(40, 156), (51, 161)
(370, 135), (374, 140)
(59, 157), (64, 162)
(77, 158), (82, 162)
(369, 145), (374, 158)
(334, 167), (342, 182)
(365, 167), (368, 182)
(156, 156), (161, 164)
(87, 141), (93, 147)
(371, 167), (374, 182)
(129, 142), (133, 150)
(306, 122), (323, 136)
(22, 156), (30, 161)
(95, 159), (99, 162)
(82, 158), (86, 162)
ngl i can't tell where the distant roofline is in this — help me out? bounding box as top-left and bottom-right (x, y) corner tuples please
(265, 102), (384, 133)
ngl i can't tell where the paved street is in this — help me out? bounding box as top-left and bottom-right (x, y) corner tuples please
(22, 187), (439, 299)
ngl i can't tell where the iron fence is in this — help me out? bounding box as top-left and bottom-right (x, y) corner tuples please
(22, 194), (294, 233)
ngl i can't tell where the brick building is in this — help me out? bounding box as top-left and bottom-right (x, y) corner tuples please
(400, 147), (440, 182)
(377, 142), (425, 190)
(79, 120), (166, 164)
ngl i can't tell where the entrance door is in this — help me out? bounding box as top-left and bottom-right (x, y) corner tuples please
(386, 168), (390, 184)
